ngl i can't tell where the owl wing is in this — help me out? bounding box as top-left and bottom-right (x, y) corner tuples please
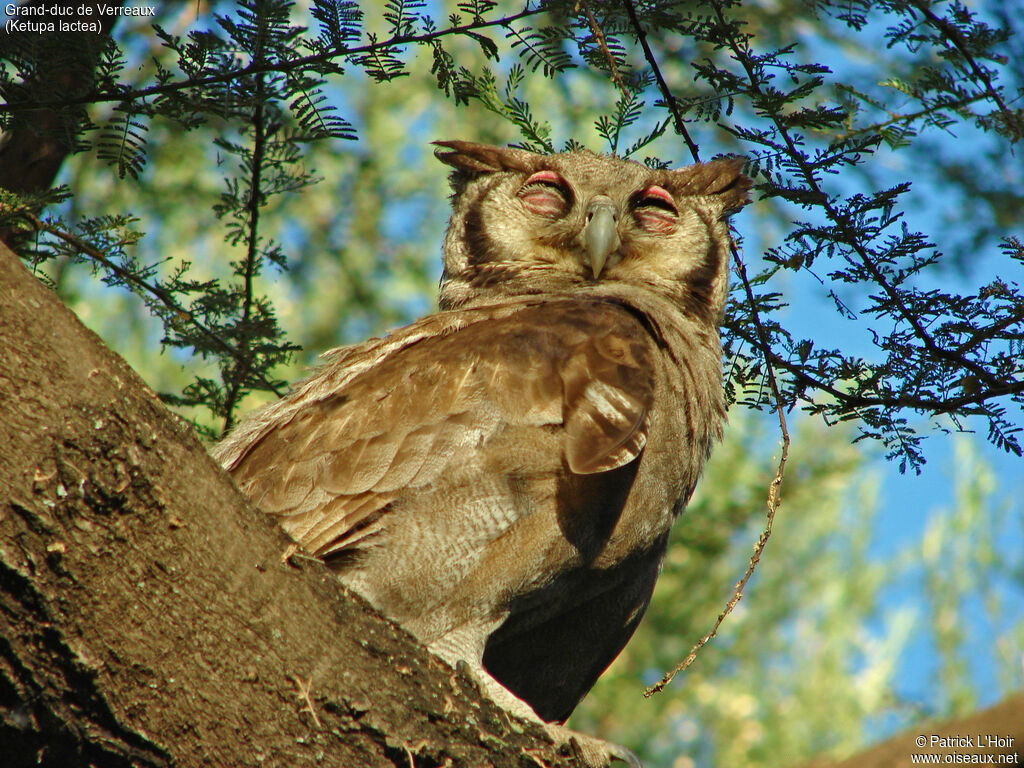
(221, 298), (657, 561)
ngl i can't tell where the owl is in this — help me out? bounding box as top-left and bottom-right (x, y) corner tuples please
(215, 141), (750, 766)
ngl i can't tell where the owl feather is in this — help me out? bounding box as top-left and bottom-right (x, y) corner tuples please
(215, 140), (751, 767)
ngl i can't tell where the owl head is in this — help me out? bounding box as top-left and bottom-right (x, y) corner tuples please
(434, 140), (751, 322)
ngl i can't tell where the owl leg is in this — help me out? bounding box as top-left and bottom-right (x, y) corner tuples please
(428, 632), (641, 768)
(546, 722), (642, 768)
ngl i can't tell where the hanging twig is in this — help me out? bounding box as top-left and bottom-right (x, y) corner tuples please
(646, 244), (789, 696)
(621, 0), (701, 161)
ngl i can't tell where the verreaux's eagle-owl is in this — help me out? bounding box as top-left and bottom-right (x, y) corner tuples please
(214, 141), (751, 766)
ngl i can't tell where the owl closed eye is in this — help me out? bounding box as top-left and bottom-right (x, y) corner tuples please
(433, 140), (749, 322)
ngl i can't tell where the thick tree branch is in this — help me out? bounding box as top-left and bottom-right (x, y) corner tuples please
(0, 243), (571, 768)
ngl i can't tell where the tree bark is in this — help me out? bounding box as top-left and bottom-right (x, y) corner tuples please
(0, 242), (569, 767)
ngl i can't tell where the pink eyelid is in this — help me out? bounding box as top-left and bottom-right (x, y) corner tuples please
(642, 185), (675, 206)
(524, 170), (564, 186)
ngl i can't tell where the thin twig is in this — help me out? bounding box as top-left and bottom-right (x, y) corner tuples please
(621, 0), (701, 162)
(290, 674), (322, 728)
(629, 18), (790, 683)
(627, 0), (790, 688)
(19, 210), (285, 398)
(646, 244), (789, 697)
(576, 0), (628, 97)
(221, 65), (267, 433)
(952, 307), (1024, 356)
(906, 0), (1011, 119)
(830, 92), (990, 143)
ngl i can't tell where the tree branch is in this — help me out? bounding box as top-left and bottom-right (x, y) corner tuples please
(621, 0), (702, 162)
(13, 211), (286, 399)
(710, 0), (1014, 402)
(0, 241), (571, 767)
(0, 5), (546, 116)
(645, 244), (788, 697)
(906, 0), (1013, 121)
(804, 691), (1024, 768)
(576, 0), (628, 97)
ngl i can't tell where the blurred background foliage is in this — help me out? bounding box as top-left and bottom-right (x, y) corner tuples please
(574, 422), (1022, 767)
(2, 0), (1022, 766)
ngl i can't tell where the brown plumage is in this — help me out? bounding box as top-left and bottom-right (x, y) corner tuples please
(215, 141), (750, 766)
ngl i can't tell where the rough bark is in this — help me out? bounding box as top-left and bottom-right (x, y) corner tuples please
(0, 242), (569, 768)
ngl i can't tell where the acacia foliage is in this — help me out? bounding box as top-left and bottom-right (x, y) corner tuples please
(1, 0), (1021, 466)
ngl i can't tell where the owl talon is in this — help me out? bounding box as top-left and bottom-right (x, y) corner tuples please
(454, 659), (485, 697)
(546, 723), (642, 768)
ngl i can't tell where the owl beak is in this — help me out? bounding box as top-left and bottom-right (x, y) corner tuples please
(583, 197), (620, 279)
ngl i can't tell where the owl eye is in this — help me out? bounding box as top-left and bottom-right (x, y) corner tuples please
(633, 185), (678, 233)
(518, 170), (571, 217)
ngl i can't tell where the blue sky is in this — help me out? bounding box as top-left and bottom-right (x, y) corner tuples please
(763, 145), (1024, 716)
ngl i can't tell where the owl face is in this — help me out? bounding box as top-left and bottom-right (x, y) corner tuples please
(435, 141), (750, 320)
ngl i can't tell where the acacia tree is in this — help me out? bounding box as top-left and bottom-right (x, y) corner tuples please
(4, 0), (1022, 454)
(1, 0), (1022, 766)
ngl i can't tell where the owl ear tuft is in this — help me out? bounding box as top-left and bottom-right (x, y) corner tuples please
(433, 140), (540, 175)
(665, 156), (752, 214)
